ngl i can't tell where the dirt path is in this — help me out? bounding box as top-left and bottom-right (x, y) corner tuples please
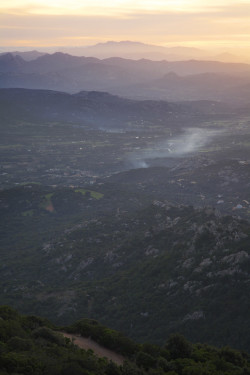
(61, 332), (124, 365)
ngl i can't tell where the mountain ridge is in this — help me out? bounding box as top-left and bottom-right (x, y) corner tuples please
(1, 52), (250, 103)
(0, 87), (232, 130)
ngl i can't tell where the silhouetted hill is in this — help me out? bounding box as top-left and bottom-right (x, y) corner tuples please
(114, 72), (250, 104)
(0, 53), (26, 72)
(1, 52), (250, 104)
(26, 52), (100, 73)
(69, 40), (205, 60)
(0, 50), (46, 61)
(0, 88), (231, 129)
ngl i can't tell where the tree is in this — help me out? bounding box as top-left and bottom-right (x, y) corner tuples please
(166, 334), (192, 359)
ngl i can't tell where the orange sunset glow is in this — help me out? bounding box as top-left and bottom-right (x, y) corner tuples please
(1, 0), (250, 58)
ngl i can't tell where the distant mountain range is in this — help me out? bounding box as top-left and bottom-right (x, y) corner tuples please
(113, 71), (250, 104)
(2, 41), (246, 62)
(0, 49), (45, 61)
(0, 41), (208, 61)
(60, 40), (207, 61)
(1, 51), (250, 104)
(4, 41), (244, 62)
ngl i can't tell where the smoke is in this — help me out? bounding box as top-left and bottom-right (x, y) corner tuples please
(127, 128), (222, 168)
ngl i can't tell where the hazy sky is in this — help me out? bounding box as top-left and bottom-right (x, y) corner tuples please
(1, 0), (250, 51)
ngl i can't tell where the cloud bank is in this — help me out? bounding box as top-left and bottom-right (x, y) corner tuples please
(1, 1), (250, 51)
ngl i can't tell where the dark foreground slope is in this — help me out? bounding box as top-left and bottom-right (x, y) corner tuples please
(1, 305), (250, 375)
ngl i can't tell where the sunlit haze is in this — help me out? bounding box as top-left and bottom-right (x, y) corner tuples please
(1, 0), (250, 59)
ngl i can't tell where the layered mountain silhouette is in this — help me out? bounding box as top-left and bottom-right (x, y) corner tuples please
(1, 52), (250, 104)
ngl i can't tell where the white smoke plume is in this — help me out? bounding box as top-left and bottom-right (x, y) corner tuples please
(128, 128), (222, 168)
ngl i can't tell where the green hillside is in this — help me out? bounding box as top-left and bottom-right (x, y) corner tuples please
(0, 306), (250, 375)
(1, 88), (250, 355)
(1, 185), (249, 351)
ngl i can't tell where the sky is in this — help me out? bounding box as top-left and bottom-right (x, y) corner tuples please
(1, 0), (250, 54)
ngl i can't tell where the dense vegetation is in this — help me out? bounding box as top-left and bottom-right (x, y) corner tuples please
(1, 186), (250, 350)
(0, 306), (250, 375)
(0, 88), (250, 353)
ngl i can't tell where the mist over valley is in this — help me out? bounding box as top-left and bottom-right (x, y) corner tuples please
(1, 46), (250, 357)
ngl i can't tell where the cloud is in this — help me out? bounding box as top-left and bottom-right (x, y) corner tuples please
(1, 0), (250, 17)
(1, 1), (250, 49)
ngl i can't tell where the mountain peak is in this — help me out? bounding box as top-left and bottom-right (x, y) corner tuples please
(0, 52), (24, 63)
(0, 53), (26, 72)
(93, 40), (152, 47)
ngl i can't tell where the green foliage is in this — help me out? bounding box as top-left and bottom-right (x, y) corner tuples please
(75, 189), (104, 200)
(0, 306), (19, 321)
(220, 347), (246, 367)
(1, 184), (250, 352)
(166, 334), (193, 359)
(32, 327), (65, 345)
(136, 351), (156, 370)
(7, 336), (33, 351)
(0, 307), (120, 374)
(0, 306), (250, 375)
(21, 315), (54, 331)
(105, 361), (122, 375)
(69, 319), (139, 357)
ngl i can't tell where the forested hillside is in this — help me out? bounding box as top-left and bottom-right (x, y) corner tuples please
(1, 186), (249, 350)
(1, 306), (250, 375)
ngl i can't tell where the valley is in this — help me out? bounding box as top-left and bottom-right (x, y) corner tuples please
(2, 0), (250, 371)
(0, 87), (250, 351)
